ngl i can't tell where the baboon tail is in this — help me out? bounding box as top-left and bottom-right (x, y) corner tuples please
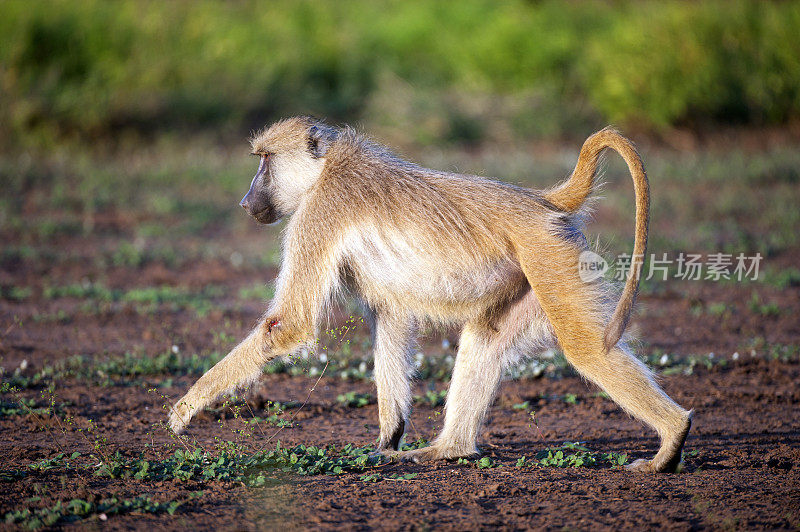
(543, 127), (650, 351)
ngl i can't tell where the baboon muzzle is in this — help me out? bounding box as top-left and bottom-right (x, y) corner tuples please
(239, 192), (258, 214)
(240, 190), (279, 224)
(240, 154), (280, 223)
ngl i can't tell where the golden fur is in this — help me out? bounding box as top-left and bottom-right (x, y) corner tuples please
(169, 117), (692, 473)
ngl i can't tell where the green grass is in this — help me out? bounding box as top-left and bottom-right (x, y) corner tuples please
(0, 396), (59, 418)
(747, 292), (781, 317)
(1, 350), (227, 390)
(1, 118), (797, 276)
(0, 435), (393, 527)
(237, 283), (275, 302)
(642, 350), (731, 376)
(0, 339), (759, 396)
(39, 282), (226, 317)
(0, 285), (32, 301)
(2, 441), (387, 486)
(744, 339), (800, 362)
(5, 279), (275, 313)
(759, 267), (800, 289)
(0, 438), (420, 527)
(707, 302), (730, 317)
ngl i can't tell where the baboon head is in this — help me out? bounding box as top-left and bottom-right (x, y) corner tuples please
(242, 117), (338, 224)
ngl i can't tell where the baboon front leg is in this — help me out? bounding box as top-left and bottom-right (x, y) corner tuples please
(521, 247), (692, 473)
(373, 313), (416, 451)
(169, 220), (332, 434)
(169, 323), (278, 433)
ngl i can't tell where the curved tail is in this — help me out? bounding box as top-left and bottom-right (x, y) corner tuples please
(544, 127), (650, 351)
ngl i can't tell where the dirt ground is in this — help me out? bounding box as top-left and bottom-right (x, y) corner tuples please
(1, 228), (799, 531)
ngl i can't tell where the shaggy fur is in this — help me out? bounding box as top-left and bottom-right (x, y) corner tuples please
(169, 117), (692, 473)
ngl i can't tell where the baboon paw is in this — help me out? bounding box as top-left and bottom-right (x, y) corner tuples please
(388, 447), (442, 463)
(625, 458), (655, 473)
(625, 457), (684, 474)
(388, 446), (477, 463)
(167, 401), (193, 434)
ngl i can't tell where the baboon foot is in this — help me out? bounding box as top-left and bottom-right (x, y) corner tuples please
(624, 458), (651, 472)
(626, 410), (693, 473)
(624, 457), (681, 473)
(388, 447), (441, 463)
(625, 457), (685, 474)
(387, 444), (478, 463)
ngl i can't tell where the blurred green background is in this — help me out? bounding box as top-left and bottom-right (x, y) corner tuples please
(2, 0), (799, 148)
(1, 0), (799, 285)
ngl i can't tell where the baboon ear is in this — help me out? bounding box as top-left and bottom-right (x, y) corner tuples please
(307, 124), (338, 159)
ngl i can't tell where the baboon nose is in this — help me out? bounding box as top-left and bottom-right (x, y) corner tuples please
(239, 197), (249, 210)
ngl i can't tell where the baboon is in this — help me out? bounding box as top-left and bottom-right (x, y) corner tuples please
(169, 116), (692, 473)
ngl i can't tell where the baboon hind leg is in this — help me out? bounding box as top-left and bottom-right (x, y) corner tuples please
(521, 246), (692, 473)
(373, 313), (416, 451)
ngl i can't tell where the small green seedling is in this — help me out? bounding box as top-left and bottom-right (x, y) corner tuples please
(414, 389), (447, 407)
(456, 456), (499, 469)
(336, 391), (373, 408)
(516, 442), (629, 469)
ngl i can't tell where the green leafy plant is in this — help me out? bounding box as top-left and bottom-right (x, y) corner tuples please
(456, 456), (500, 469)
(94, 442), (386, 484)
(399, 439), (429, 451)
(525, 442), (628, 469)
(0, 285), (33, 301)
(336, 391), (373, 408)
(414, 389), (447, 407)
(4, 492), (203, 529)
(0, 397), (50, 417)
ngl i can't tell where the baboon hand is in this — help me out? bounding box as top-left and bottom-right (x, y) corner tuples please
(168, 395), (196, 434)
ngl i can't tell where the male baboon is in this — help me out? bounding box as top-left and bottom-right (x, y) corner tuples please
(169, 117), (692, 473)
